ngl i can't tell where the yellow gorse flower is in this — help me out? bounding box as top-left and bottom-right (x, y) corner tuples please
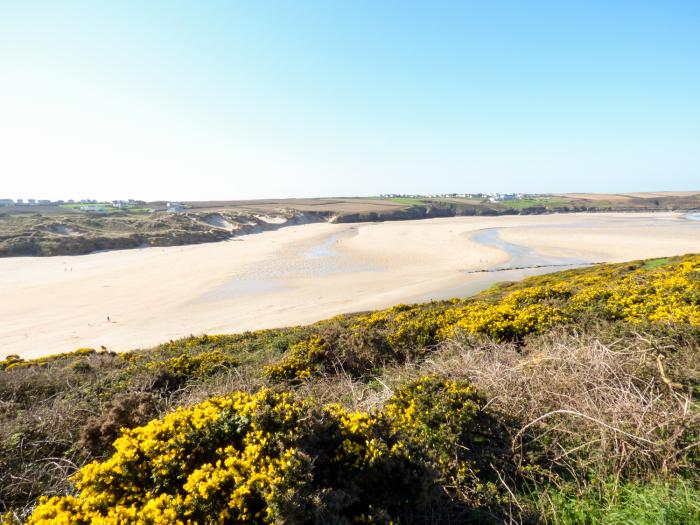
(264, 255), (700, 382)
(26, 376), (493, 524)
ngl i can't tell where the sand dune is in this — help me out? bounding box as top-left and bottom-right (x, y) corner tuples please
(3, 212), (700, 359)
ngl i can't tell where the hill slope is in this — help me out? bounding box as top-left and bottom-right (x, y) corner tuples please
(2, 255), (699, 523)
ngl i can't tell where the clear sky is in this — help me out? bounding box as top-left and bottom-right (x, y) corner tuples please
(1, 1), (698, 201)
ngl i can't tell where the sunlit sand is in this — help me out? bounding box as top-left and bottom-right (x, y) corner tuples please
(3, 212), (700, 358)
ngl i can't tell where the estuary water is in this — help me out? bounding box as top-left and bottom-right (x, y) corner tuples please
(415, 227), (597, 302)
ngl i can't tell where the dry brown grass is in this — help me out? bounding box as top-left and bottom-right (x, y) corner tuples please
(420, 329), (699, 484)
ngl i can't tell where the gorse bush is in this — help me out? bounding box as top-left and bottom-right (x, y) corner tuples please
(0, 335), (276, 519)
(2, 255), (699, 523)
(0, 348), (102, 371)
(142, 349), (239, 382)
(25, 377), (510, 524)
(264, 336), (330, 383)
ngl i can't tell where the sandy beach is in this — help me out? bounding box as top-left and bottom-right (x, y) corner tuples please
(2, 212), (700, 358)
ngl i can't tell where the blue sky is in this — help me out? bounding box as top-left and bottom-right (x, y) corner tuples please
(1, 1), (698, 200)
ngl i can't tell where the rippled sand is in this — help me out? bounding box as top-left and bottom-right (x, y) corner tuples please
(3, 212), (700, 358)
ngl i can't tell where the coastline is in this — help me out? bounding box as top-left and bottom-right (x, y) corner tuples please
(2, 211), (700, 359)
(2, 204), (700, 259)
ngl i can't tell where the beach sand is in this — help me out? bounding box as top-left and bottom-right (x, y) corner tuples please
(3, 212), (700, 358)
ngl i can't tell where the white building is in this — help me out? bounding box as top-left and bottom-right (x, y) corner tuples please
(166, 202), (185, 212)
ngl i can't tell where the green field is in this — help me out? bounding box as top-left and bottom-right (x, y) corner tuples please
(58, 203), (151, 214)
(385, 196), (431, 206)
(497, 197), (571, 209)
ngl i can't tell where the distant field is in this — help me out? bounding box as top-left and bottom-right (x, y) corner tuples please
(183, 197), (409, 214)
(384, 197), (428, 206)
(562, 191), (700, 200)
(184, 191), (700, 220)
(490, 197), (572, 209)
(0, 204), (81, 215)
(552, 191), (700, 209)
(1, 191), (699, 257)
(59, 203), (151, 214)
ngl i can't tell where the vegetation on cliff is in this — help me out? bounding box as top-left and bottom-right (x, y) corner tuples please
(0, 209), (318, 257)
(1, 254), (699, 523)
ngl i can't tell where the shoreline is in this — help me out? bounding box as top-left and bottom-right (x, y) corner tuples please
(463, 262), (599, 274)
(2, 207), (700, 260)
(2, 212), (700, 359)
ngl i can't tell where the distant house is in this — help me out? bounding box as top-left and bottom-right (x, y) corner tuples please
(38, 199), (51, 205)
(166, 202), (185, 213)
(0, 199), (14, 206)
(80, 205), (107, 212)
(486, 192), (520, 203)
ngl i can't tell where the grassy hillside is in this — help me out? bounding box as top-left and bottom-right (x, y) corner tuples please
(373, 192), (700, 219)
(2, 255), (699, 523)
(0, 209), (325, 257)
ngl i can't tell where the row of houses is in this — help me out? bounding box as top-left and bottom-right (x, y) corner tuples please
(0, 198), (146, 207)
(0, 198), (52, 205)
(486, 192), (525, 202)
(379, 192), (527, 202)
(0, 198), (95, 206)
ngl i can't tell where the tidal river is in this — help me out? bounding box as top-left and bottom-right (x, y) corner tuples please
(2, 212), (700, 358)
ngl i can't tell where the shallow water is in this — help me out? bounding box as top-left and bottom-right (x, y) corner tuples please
(197, 278), (286, 302)
(196, 228), (379, 302)
(416, 228), (595, 302)
(304, 233), (341, 259)
(469, 228), (592, 269)
(688, 213), (700, 221)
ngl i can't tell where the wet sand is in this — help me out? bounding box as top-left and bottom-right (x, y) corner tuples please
(2, 212), (700, 358)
